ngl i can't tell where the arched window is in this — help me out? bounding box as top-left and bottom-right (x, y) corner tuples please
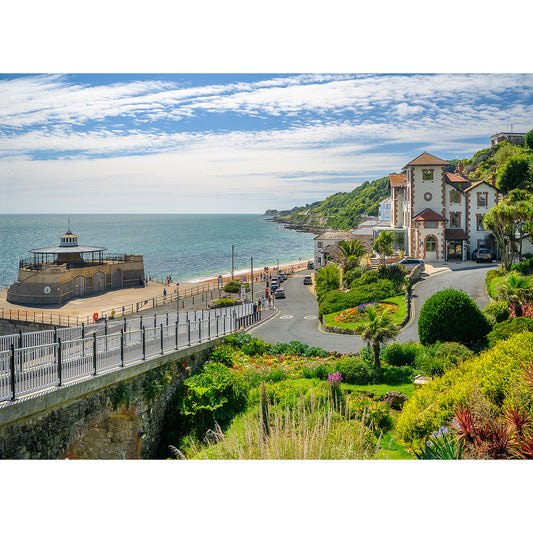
(426, 236), (437, 252)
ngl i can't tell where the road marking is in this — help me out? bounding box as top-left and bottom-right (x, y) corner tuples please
(279, 315), (294, 320)
(304, 315), (317, 320)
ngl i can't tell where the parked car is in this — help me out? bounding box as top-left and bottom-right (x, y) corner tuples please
(398, 258), (425, 271)
(279, 272), (287, 281)
(274, 288), (286, 299)
(307, 261), (314, 269)
(303, 275), (312, 285)
(270, 281), (279, 292)
(472, 248), (492, 263)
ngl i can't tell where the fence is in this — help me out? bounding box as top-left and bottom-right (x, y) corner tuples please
(0, 305), (260, 403)
(0, 303), (254, 353)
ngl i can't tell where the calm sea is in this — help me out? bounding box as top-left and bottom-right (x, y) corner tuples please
(0, 214), (314, 287)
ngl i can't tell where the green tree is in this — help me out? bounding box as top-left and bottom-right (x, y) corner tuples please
(314, 263), (341, 300)
(496, 272), (532, 317)
(525, 129), (533, 150)
(373, 230), (394, 267)
(337, 239), (367, 272)
(496, 153), (532, 192)
(356, 305), (400, 368)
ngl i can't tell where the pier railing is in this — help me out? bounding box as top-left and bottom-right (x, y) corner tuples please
(0, 304), (260, 403)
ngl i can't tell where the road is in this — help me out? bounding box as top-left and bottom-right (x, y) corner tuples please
(250, 264), (495, 351)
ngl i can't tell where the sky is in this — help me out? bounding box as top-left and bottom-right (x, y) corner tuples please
(2, 72), (532, 214)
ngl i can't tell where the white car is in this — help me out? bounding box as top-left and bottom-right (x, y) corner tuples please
(398, 258), (425, 271)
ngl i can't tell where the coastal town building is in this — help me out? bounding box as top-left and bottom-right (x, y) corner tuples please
(7, 227), (145, 305)
(380, 152), (501, 261)
(313, 230), (356, 269)
(378, 198), (391, 222)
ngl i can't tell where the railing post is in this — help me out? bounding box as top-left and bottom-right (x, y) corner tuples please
(120, 329), (124, 367)
(82, 323), (85, 339)
(91, 332), (97, 375)
(160, 324), (164, 354)
(18, 329), (23, 349)
(216, 316), (219, 338)
(140, 315), (143, 329)
(53, 325), (57, 344)
(154, 314), (156, 328)
(175, 321), (179, 349)
(208, 317), (211, 340)
(104, 318), (108, 336)
(10, 343), (16, 401)
(187, 319), (191, 346)
(142, 326), (146, 360)
(166, 312), (169, 326)
(57, 338), (62, 386)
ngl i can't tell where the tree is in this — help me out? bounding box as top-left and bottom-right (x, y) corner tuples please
(314, 263), (341, 300)
(496, 153), (532, 192)
(496, 272), (532, 317)
(525, 129), (533, 151)
(356, 305), (400, 368)
(373, 230), (394, 267)
(337, 239), (367, 272)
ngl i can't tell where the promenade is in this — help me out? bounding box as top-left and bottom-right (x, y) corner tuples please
(0, 261), (308, 326)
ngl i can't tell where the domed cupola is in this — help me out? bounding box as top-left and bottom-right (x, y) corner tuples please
(60, 220), (79, 247)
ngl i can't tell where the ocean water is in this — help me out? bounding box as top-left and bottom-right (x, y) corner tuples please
(0, 214), (314, 287)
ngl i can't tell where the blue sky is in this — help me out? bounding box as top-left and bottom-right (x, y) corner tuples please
(1, 73), (532, 214)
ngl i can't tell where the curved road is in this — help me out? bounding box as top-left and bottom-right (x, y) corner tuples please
(250, 265), (494, 351)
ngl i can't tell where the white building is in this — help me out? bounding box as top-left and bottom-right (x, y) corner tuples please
(313, 231), (356, 269)
(379, 197), (392, 221)
(384, 152), (501, 261)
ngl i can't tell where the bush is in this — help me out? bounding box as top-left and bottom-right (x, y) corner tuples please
(319, 280), (397, 318)
(487, 317), (533, 347)
(415, 342), (473, 377)
(210, 344), (235, 367)
(377, 264), (407, 289)
(224, 280), (242, 293)
(383, 342), (421, 367)
(417, 289), (491, 346)
(511, 257), (533, 275)
(223, 333), (252, 348)
(395, 332), (533, 448)
(486, 268), (507, 299)
(241, 337), (269, 356)
(335, 357), (375, 385)
(212, 298), (236, 308)
(346, 395), (393, 433)
(380, 364), (415, 384)
(483, 301), (510, 324)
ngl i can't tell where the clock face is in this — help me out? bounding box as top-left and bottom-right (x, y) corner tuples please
(43, 285), (51, 294)
(424, 192), (432, 201)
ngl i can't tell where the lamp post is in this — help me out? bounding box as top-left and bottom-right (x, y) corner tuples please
(176, 282), (180, 317)
(251, 257), (254, 302)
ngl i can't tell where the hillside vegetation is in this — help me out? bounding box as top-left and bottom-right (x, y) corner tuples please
(266, 131), (533, 230)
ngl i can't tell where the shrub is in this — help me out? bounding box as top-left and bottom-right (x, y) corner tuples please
(417, 289), (491, 346)
(487, 317), (533, 347)
(380, 364), (416, 384)
(241, 337), (269, 356)
(210, 344), (235, 367)
(483, 301), (510, 324)
(223, 333), (252, 348)
(224, 280), (242, 293)
(305, 346), (328, 358)
(315, 264), (341, 300)
(383, 342), (421, 367)
(345, 395), (393, 433)
(181, 362), (248, 432)
(395, 332), (533, 448)
(415, 342), (473, 377)
(486, 268), (507, 299)
(377, 264), (407, 289)
(212, 298), (236, 308)
(335, 357), (374, 385)
(511, 257), (533, 275)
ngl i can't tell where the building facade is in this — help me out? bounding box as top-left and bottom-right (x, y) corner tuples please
(385, 153), (501, 261)
(313, 231), (356, 269)
(7, 229), (145, 305)
(490, 132), (527, 147)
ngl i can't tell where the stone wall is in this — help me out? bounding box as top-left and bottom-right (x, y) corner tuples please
(0, 343), (214, 459)
(0, 318), (55, 336)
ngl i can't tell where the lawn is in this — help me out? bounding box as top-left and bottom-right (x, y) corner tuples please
(341, 382), (415, 398)
(324, 294), (407, 330)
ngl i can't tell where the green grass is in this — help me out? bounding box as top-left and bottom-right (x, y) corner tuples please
(375, 432), (414, 460)
(341, 382), (415, 398)
(324, 294), (407, 330)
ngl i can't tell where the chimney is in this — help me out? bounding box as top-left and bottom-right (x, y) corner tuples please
(489, 173), (496, 187)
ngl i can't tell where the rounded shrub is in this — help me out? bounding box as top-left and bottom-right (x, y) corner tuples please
(382, 342), (421, 366)
(483, 301), (510, 324)
(335, 357), (374, 385)
(417, 289), (491, 346)
(210, 344), (235, 367)
(487, 317), (533, 347)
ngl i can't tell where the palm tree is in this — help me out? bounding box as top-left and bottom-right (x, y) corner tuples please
(356, 305), (400, 368)
(496, 272), (532, 317)
(337, 239), (367, 272)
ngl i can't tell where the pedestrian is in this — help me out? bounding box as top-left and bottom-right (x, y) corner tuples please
(261, 296), (266, 309)
(163, 288), (167, 297)
(253, 302), (257, 319)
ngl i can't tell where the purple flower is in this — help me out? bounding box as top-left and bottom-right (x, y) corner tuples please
(327, 372), (343, 386)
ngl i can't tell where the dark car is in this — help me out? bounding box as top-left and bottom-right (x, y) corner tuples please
(279, 272), (287, 281)
(307, 261), (314, 269)
(274, 288), (286, 299)
(472, 248), (492, 263)
(303, 275), (312, 285)
(270, 281), (279, 292)
(398, 258), (425, 271)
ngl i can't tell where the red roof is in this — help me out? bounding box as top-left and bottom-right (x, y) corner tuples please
(406, 152), (448, 166)
(412, 208), (448, 221)
(445, 229), (468, 240)
(389, 173), (407, 187)
(446, 172), (469, 183)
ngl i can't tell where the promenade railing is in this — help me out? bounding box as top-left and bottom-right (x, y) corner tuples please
(0, 304), (260, 403)
(0, 303), (254, 352)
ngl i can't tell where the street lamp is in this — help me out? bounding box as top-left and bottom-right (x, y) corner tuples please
(176, 282), (180, 317)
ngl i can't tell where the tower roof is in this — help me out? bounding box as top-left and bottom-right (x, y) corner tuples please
(405, 152), (448, 166)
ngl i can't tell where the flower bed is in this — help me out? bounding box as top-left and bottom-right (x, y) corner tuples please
(334, 302), (399, 324)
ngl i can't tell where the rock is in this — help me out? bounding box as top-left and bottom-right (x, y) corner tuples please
(384, 391), (408, 410)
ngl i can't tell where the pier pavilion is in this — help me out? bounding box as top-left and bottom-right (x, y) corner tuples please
(7, 227), (145, 305)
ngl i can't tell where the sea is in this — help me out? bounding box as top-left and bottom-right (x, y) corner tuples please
(0, 214), (314, 288)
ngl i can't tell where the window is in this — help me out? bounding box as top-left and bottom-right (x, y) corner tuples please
(478, 192), (488, 207)
(477, 215), (485, 232)
(450, 190), (461, 204)
(450, 212), (461, 228)
(423, 169), (433, 181)
(426, 236), (437, 252)
(426, 221), (437, 229)
(317, 241), (323, 248)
